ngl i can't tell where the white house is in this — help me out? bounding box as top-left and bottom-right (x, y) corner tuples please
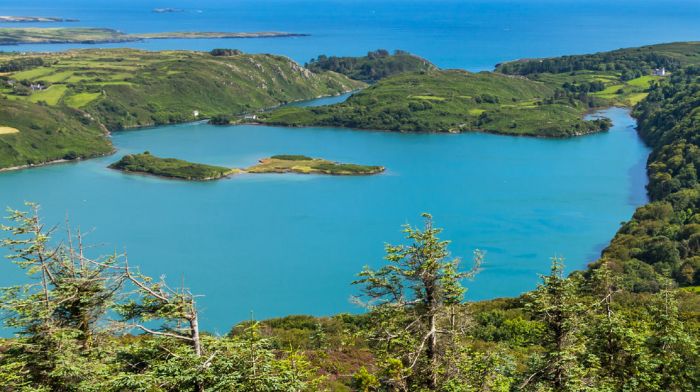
(653, 67), (667, 76)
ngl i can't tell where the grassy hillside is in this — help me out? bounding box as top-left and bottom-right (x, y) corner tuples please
(110, 152), (235, 181)
(259, 69), (610, 136)
(306, 49), (437, 82)
(0, 98), (112, 169)
(0, 49), (364, 169)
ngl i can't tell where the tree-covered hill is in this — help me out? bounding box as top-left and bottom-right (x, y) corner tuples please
(305, 49), (437, 82)
(259, 69), (611, 136)
(496, 42), (700, 78)
(596, 66), (700, 290)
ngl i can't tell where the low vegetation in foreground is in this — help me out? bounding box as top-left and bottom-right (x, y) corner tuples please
(109, 152), (236, 181)
(246, 155), (385, 175)
(0, 48), (364, 169)
(0, 27), (307, 44)
(0, 207), (697, 391)
(110, 152), (383, 180)
(306, 49), (437, 83)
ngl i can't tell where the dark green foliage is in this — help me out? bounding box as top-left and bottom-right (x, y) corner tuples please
(0, 57), (44, 72)
(496, 42), (700, 78)
(313, 162), (383, 175)
(208, 114), (234, 125)
(306, 49), (436, 82)
(597, 68), (700, 289)
(209, 48), (242, 56)
(109, 152), (232, 181)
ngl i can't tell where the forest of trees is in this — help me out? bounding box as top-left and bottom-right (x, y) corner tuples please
(496, 51), (680, 81)
(0, 208), (697, 391)
(596, 66), (700, 290)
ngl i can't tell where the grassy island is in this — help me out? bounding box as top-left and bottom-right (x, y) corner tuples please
(0, 27), (307, 45)
(109, 152), (236, 181)
(246, 155), (384, 175)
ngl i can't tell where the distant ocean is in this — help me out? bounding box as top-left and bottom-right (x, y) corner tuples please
(2, 0), (700, 70)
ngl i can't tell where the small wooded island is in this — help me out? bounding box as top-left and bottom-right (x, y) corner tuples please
(110, 153), (384, 180)
(109, 152), (236, 181)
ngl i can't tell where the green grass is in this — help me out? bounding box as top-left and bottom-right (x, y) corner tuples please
(246, 156), (384, 175)
(109, 152), (235, 181)
(64, 92), (102, 108)
(0, 48), (365, 169)
(260, 69), (610, 137)
(27, 85), (67, 105)
(410, 95), (446, 101)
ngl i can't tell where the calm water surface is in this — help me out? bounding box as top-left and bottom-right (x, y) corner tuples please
(0, 108), (649, 333)
(2, 0), (700, 71)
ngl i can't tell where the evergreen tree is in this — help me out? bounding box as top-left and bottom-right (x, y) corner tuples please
(521, 258), (594, 392)
(353, 213), (482, 389)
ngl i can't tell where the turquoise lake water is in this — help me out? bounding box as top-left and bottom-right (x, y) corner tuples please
(0, 108), (649, 333)
(3, 0), (697, 332)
